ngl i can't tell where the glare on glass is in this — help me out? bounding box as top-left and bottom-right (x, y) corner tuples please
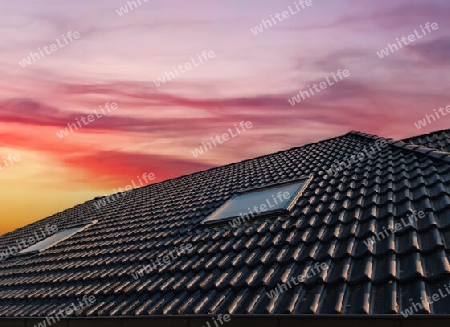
(204, 180), (306, 223)
(19, 226), (85, 254)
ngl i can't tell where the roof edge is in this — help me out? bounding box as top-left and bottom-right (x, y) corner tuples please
(401, 128), (450, 143)
(349, 130), (450, 164)
(2, 314), (450, 327)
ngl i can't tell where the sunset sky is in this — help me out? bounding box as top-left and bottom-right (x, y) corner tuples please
(0, 0), (449, 234)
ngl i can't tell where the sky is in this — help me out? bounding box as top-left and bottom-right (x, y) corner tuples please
(0, 0), (449, 235)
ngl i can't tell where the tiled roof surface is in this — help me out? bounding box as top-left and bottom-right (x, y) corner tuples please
(0, 130), (449, 317)
(403, 129), (450, 153)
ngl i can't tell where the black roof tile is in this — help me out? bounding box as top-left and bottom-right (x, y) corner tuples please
(403, 129), (450, 153)
(0, 130), (450, 316)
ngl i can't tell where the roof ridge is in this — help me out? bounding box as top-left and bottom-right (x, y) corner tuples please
(402, 128), (450, 142)
(144, 130), (355, 185)
(349, 130), (450, 164)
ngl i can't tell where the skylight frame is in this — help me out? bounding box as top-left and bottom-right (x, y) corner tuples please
(202, 175), (312, 225)
(15, 220), (98, 258)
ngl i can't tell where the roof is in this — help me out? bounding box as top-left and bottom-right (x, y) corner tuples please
(402, 129), (450, 153)
(0, 129), (449, 317)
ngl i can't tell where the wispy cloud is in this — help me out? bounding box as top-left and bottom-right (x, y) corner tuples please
(1, 0), (450, 234)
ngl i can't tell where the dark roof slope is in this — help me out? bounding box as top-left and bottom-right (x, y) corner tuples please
(403, 129), (450, 153)
(0, 131), (449, 317)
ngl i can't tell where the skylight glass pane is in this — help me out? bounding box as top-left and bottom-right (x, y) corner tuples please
(19, 226), (85, 254)
(205, 180), (306, 223)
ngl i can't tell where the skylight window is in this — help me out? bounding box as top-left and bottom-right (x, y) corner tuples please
(202, 178), (310, 225)
(18, 221), (96, 256)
